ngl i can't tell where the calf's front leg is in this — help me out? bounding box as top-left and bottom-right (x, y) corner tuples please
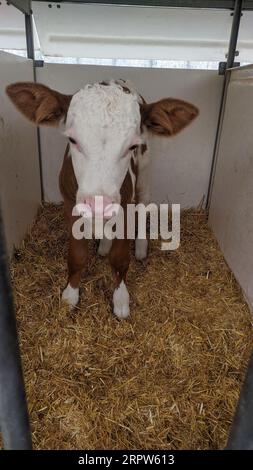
(62, 234), (88, 309)
(109, 238), (131, 319)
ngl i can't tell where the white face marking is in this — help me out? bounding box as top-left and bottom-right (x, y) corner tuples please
(128, 157), (137, 202)
(113, 280), (130, 319)
(64, 82), (142, 205)
(62, 283), (79, 308)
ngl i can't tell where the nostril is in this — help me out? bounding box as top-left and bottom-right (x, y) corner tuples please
(84, 196), (95, 207)
(84, 196), (115, 215)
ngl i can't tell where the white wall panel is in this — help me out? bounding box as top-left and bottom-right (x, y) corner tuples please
(209, 65), (253, 310)
(237, 11), (253, 64)
(33, 3), (232, 62)
(37, 63), (222, 207)
(0, 2), (39, 52)
(0, 52), (41, 255)
(0, 2), (26, 50)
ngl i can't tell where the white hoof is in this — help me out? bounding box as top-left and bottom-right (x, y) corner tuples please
(113, 281), (130, 319)
(62, 283), (79, 309)
(98, 238), (112, 257)
(135, 239), (148, 260)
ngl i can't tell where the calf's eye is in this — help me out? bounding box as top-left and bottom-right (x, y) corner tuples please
(129, 145), (138, 151)
(69, 137), (77, 145)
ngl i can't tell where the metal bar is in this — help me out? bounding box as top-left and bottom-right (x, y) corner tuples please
(8, 0), (31, 15)
(25, 13), (45, 202)
(206, 0), (243, 210)
(25, 13), (35, 60)
(0, 207), (32, 450)
(226, 351), (253, 449)
(28, 0), (253, 10)
(205, 74), (230, 210)
(35, 124), (44, 202)
(226, 0), (243, 69)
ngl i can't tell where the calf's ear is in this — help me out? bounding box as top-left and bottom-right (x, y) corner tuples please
(140, 98), (199, 136)
(6, 82), (72, 126)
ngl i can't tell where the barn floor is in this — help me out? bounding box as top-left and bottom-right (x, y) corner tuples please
(11, 204), (253, 450)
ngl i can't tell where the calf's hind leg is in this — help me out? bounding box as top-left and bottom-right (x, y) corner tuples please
(98, 236), (112, 257)
(135, 145), (150, 261)
(109, 238), (131, 319)
(62, 234), (88, 309)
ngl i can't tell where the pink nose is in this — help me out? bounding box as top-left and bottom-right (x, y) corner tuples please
(84, 195), (114, 218)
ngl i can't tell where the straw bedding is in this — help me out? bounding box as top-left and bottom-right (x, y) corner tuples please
(10, 203), (253, 450)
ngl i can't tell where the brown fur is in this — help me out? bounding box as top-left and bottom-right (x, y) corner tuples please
(67, 236), (88, 289)
(140, 98), (199, 136)
(59, 146), (78, 208)
(6, 82), (72, 126)
(101, 80), (131, 95)
(141, 143), (147, 154)
(58, 148), (87, 289)
(109, 238), (131, 287)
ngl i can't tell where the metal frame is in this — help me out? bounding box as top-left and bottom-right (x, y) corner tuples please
(8, 0), (245, 213)
(206, 0), (243, 209)
(3, 0), (253, 451)
(28, 0), (253, 10)
(226, 351), (253, 449)
(0, 208), (32, 449)
(8, 0), (253, 10)
(7, 0), (31, 15)
(25, 8), (45, 202)
(25, 11), (34, 60)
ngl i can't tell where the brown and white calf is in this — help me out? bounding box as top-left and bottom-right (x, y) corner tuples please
(6, 79), (198, 318)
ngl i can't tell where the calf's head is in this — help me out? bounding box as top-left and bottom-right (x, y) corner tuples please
(6, 81), (198, 216)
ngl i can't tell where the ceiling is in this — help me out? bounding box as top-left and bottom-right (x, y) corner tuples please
(30, 1), (253, 10)
(1, 0), (253, 63)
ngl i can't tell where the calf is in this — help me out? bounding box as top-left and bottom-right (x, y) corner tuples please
(6, 79), (198, 318)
